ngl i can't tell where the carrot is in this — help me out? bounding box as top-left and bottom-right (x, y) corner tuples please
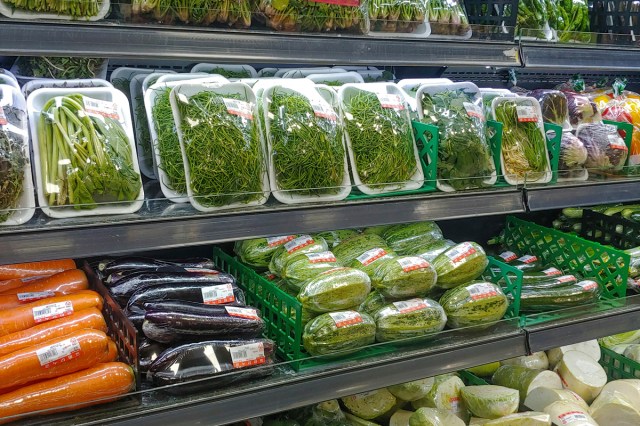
(0, 308), (107, 357)
(0, 292), (63, 311)
(0, 291), (103, 337)
(0, 259), (76, 281)
(0, 362), (134, 423)
(0, 277), (43, 294)
(105, 339), (118, 362)
(0, 329), (112, 392)
(0, 269), (88, 297)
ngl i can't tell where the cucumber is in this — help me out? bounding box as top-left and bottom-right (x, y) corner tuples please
(371, 256), (438, 299)
(521, 275), (578, 290)
(562, 207), (584, 219)
(269, 235), (328, 276)
(509, 255), (544, 272)
(375, 298), (447, 342)
(298, 267), (371, 313)
(519, 280), (599, 312)
(497, 268), (568, 287)
(381, 222), (443, 256)
(333, 234), (390, 265)
(439, 281), (508, 329)
(432, 242), (489, 289)
(302, 311), (376, 356)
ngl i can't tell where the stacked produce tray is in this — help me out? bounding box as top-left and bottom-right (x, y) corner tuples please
(580, 208), (640, 250)
(600, 345), (640, 380)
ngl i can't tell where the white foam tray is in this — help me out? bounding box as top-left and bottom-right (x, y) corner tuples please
(190, 64), (258, 80)
(0, 0), (110, 21)
(11, 58), (108, 86)
(22, 78), (112, 98)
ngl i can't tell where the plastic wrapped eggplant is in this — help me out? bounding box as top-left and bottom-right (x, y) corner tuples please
(126, 282), (245, 314)
(99, 257), (215, 276)
(148, 339), (275, 393)
(139, 338), (169, 373)
(142, 301), (264, 343)
(110, 271), (236, 304)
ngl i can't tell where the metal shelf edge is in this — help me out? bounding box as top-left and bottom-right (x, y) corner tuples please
(525, 180), (640, 211)
(520, 43), (640, 71)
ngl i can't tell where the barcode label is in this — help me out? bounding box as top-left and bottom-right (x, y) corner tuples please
(376, 94), (404, 110)
(32, 301), (74, 324)
(356, 248), (388, 266)
(36, 337), (81, 368)
(0, 108), (6, 126)
(397, 257), (430, 272)
(329, 311), (363, 327)
(499, 251), (517, 262)
(285, 235), (314, 254)
(223, 98), (253, 120)
(558, 411), (589, 424)
(543, 267), (562, 276)
(225, 306), (260, 320)
(266, 235), (296, 247)
(310, 100), (337, 121)
(578, 280), (598, 291)
(608, 134), (628, 150)
(393, 298), (428, 313)
(229, 342), (266, 369)
(202, 284), (235, 305)
(468, 283), (498, 301)
(306, 251), (337, 264)
(558, 275), (577, 283)
(516, 105), (538, 122)
(83, 97), (119, 120)
(518, 255), (537, 264)
(445, 242), (477, 264)
(463, 102), (483, 119)
(17, 291), (56, 303)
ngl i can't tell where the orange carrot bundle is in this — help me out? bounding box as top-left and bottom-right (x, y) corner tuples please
(0, 269), (88, 296)
(0, 259), (76, 281)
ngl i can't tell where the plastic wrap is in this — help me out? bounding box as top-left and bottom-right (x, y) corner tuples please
(412, 375), (469, 422)
(131, 0), (251, 27)
(558, 132), (588, 180)
(342, 389), (397, 420)
(148, 339), (275, 393)
(382, 221), (443, 255)
(576, 123), (628, 171)
(302, 310), (376, 356)
(439, 281), (508, 329)
(387, 378), (434, 402)
(432, 242), (489, 289)
(171, 82), (269, 211)
(348, 247), (397, 278)
(528, 89), (571, 129)
(483, 412), (552, 425)
(269, 235), (329, 276)
(409, 408), (466, 426)
(358, 290), (388, 316)
(415, 239), (455, 262)
(333, 233), (390, 264)
(427, 0), (470, 36)
(234, 235), (297, 269)
(139, 338), (168, 372)
(369, 0), (427, 33)
(339, 83), (422, 194)
(371, 256), (437, 298)
(14, 57), (107, 80)
(597, 91), (640, 167)
(418, 83), (496, 191)
(191, 63), (257, 78)
(547, 0), (590, 42)
(315, 229), (359, 248)
(256, 0), (369, 34)
(263, 84), (349, 202)
(297, 267), (371, 313)
(563, 91), (602, 129)
(461, 385), (519, 419)
(281, 251), (342, 291)
(491, 97), (552, 184)
(303, 400), (348, 425)
(374, 298), (447, 342)
(517, 0), (550, 39)
(518, 280), (600, 311)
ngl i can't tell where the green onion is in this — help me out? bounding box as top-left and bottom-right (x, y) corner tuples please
(208, 67), (252, 79)
(152, 87), (187, 194)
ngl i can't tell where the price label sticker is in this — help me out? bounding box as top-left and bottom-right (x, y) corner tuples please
(445, 242), (477, 264)
(518, 255), (537, 264)
(229, 342), (266, 369)
(202, 284), (235, 305)
(397, 257), (430, 272)
(83, 97), (120, 120)
(376, 94), (404, 110)
(285, 235), (315, 254)
(36, 337), (81, 369)
(356, 248), (389, 266)
(558, 411), (589, 424)
(306, 251), (337, 264)
(0, 108), (7, 126)
(393, 298), (428, 313)
(32, 301), (74, 324)
(222, 98), (253, 120)
(543, 267), (562, 276)
(329, 311), (363, 328)
(558, 275), (577, 284)
(608, 134), (628, 150)
(310, 100), (337, 121)
(266, 235), (296, 247)
(225, 306), (260, 320)
(449, 397), (460, 411)
(463, 102), (483, 119)
(578, 280), (598, 291)
(516, 105), (538, 122)
(499, 251), (518, 262)
(468, 283), (499, 301)
(17, 291), (56, 303)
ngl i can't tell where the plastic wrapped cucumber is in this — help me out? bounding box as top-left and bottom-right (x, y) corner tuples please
(235, 235), (297, 269)
(281, 251), (342, 291)
(371, 256), (437, 299)
(415, 239), (456, 263)
(518, 280), (600, 312)
(439, 281), (508, 329)
(303, 311), (376, 356)
(382, 222), (444, 255)
(333, 234), (390, 265)
(298, 267), (371, 313)
(269, 235), (328, 276)
(358, 291), (389, 317)
(432, 242), (489, 289)
(316, 229), (359, 248)
(342, 389), (397, 420)
(348, 247), (397, 278)
(375, 298), (447, 342)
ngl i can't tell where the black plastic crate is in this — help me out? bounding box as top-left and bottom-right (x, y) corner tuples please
(580, 209), (640, 250)
(590, 0), (640, 44)
(464, 0), (518, 39)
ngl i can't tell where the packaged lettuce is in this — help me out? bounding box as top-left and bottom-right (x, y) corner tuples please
(348, 247), (397, 278)
(371, 256), (437, 299)
(382, 222), (443, 255)
(409, 407), (465, 426)
(298, 267), (371, 313)
(303, 311), (376, 356)
(412, 375), (469, 423)
(235, 235), (297, 269)
(304, 400), (348, 426)
(415, 239), (456, 263)
(342, 389), (397, 420)
(375, 298), (447, 342)
(333, 233), (391, 265)
(358, 291), (389, 317)
(281, 251), (342, 291)
(315, 229), (359, 248)
(269, 235), (328, 276)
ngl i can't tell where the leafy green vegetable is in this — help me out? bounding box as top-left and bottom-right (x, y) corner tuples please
(370, 0), (426, 33)
(517, 0), (548, 39)
(4, 0), (102, 16)
(17, 57), (104, 79)
(208, 67), (252, 79)
(133, 0), (251, 26)
(0, 105), (28, 222)
(36, 94), (142, 209)
(257, 0), (368, 33)
(152, 87), (187, 194)
(428, 0), (470, 36)
(175, 88), (265, 207)
(528, 89), (569, 127)
(546, 0), (591, 42)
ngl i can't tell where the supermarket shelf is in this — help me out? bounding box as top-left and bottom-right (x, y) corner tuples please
(0, 189), (524, 264)
(525, 180), (640, 211)
(525, 296), (640, 353)
(0, 22), (520, 66)
(520, 42), (640, 71)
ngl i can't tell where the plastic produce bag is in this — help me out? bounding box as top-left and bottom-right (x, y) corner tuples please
(427, 0), (471, 36)
(281, 251), (342, 291)
(374, 298), (447, 342)
(528, 89), (570, 129)
(517, 0), (549, 39)
(576, 123), (628, 171)
(302, 311), (376, 356)
(269, 235), (328, 275)
(298, 267), (371, 312)
(333, 233), (390, 264)
(371, 256), (437, 298)
(370, 0), (427, 33)
(132, 0), (252, 27)
(382, 221), (443, 255)
(234, 235), (298, 269)
(563, 91), (602, 129)
(558, 133), (588, 180)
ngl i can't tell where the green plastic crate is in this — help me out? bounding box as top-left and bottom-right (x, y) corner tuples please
(600, 345), (640, 380)
(483, 256), (524, 318)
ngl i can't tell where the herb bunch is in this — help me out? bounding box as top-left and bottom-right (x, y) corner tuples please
(152, 88), (186, 194)
(208, 67), (252, 79)
(0, 106), (28, 222)
(19, 57), (104, 79)
(258, 0), (368, 33)
(133, 0), (251, 27)
(4, 0), (101, 16)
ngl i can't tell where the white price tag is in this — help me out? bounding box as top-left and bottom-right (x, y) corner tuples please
(516, 105), (538, 122)
(397, 257), (430, 272)
(83, 97), (119, 120)
(356, 248), (389, 266)
(222, 98), (253, 120)
(393, 298), (428, 313)
(225, 306), (260, 320)
(266, 235), (296, 247)
(36, 337), (81, 368)
(467, 283), (499, 301)
(310, 100), (337, 121)
(578, 280), (598, 291)
(543, 267), (562, 276)
(499, 251), (517, 262)
(518, 255), (537, 264)
(558, 411), (589, 424)
(32, 301), (74, 324)
(463, 102), (483, 119)
(558, 275), (577, 284)
(285, 235), (315, 254)
(17, 291), (55, 303)
(305, 251), (337, 264)
(202, 284), (235, 305)
(376, 93), (404, 110)
(329, 311), (363, 328)
(229, 342), (266, 369)
(445, 242), (477, 264)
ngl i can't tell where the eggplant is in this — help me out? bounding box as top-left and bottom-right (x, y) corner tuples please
(141, 301), (263, 343)
(148, 339), (275, 393)
(127, 283), (245, 314)
(105, 267), (202, 285)
(139, 338), (169, 373)
(110, 272), (235, 305)
(100, 257), (215, 276)
(127, 312), (145, 329)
